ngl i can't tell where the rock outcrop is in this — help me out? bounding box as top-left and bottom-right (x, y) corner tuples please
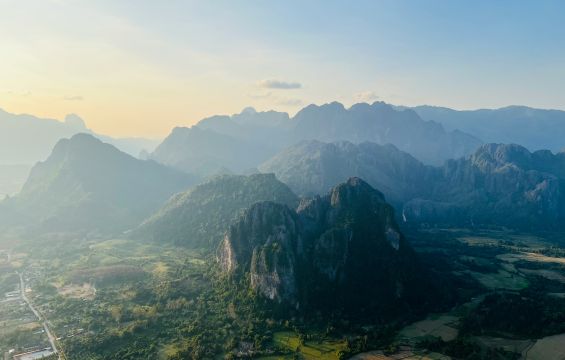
(404, 143), (565, 228)
(219, 178), (432, 317)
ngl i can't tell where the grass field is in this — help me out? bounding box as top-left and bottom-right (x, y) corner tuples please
(468, 269), (528, 290)
(270, 331), (347, 360)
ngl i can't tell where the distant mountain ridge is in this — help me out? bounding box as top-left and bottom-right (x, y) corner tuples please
(0, 134), (195, 235)
(0, 108), (160, 166)
(150, 101), (482, 176)
(412, 105), (565, 152)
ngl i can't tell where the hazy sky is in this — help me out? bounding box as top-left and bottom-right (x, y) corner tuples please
(1, 0), (564, 137)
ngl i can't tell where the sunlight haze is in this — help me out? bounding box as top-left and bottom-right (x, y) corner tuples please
(1, 0), (564, 137)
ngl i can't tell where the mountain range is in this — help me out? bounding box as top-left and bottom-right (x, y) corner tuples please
(150, 102), (482, 176)
(4, 101), (565, 235)
(259, 140), (565, 229)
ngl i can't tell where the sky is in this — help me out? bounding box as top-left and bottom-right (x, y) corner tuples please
(1, 0), (564, 138)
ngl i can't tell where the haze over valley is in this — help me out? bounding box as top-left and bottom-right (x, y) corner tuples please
(1, 1), (565, 360)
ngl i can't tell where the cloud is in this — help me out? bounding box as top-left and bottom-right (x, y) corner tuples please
(257, 79), (302, 89)
(353, 91), (379, 103)
(64, 95), (84, 101)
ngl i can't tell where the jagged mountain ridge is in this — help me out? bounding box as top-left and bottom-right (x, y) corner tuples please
(150, 101), (482, 176)
(0, 133), (195, 235)
(219, 178), (435, 317)
(404, 143), (565, 227)
(290, 102), (481, 165)
(259, 140), (565, 229)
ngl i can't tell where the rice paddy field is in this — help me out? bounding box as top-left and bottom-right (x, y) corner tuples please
(267, 331), (348, 360)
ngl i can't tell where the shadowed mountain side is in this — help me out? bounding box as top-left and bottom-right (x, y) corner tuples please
(259, 141), (565, 229)
(404, 143), (565, 228)
(219, 178), (438, 319)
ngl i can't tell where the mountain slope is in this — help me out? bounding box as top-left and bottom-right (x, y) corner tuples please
(150, 126), (276, 176)
(219, 178), (436, 318)
(134, 173), (299, 248)
(0, 134), (195, 235)
(259, 140), (433, 204)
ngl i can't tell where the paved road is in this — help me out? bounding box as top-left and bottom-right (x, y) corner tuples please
(18, 272), (61, 359)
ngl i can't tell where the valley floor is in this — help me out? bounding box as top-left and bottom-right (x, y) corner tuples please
(1, 227), (564, 360)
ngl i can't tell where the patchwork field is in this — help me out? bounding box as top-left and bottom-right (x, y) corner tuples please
(468, 269), (528, 290)
(270, 331), (347, 360)
(498, 252), (565, 265)
(398, 315), (459, 342)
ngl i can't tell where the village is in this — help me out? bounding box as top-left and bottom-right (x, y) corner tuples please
(0, 250), (59, 360)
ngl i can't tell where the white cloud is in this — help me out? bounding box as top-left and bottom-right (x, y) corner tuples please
(257, 79), (302, 89)
(353, 91), (379, 103)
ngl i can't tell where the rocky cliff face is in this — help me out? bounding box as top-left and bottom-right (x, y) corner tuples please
(404, 143), (565, 228)
(219, 178), (432, 316)
(219, 201), (303, 304)
(261, 140), (565, 229)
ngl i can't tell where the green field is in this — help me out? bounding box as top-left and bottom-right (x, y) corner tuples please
(269, 331), (347, 360)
